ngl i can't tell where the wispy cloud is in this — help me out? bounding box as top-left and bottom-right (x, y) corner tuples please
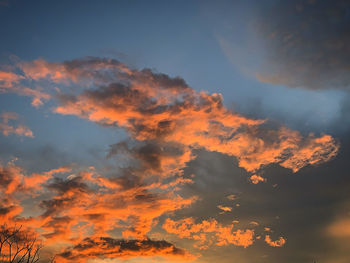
(0, 112), (33, 137)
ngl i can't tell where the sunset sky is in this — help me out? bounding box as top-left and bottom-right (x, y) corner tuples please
(1, 1), (350, 262)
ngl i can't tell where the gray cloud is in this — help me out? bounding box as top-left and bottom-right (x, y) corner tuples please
(255, 0), (350, 90)
(57, 236), (193, 261)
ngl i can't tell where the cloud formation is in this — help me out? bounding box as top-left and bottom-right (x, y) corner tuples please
(0, 160), (196, 262)
(0, 56), (340, 261)
(0, 70), (50, 107)
(0, 112), (33, 137)
(265, 235), (286, 247)
(249, 174), (266, 184)
(255, 0), (350, 90)
(56, 237), (196, 262)
(163, 217), (254, 249)
(217, 205), (232, 213)
(4, 56), (338, 173)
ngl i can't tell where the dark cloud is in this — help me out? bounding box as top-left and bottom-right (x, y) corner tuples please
(47, 175), (90, 194)
(40, 197), (76, 218)
(0, 205), (16, 216)
(0, 168), (13, 188)
(108, 140), (187, 172)
(255, 0), (350, 90)
(177, 133), (350, 263)
(57, 236), (195, 261)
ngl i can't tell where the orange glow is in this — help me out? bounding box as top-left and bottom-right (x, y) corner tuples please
(265, 235), (286, 247)
(163, 217), (254, 248)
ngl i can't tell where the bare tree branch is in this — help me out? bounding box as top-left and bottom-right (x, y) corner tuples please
(0, 225), (44, 263)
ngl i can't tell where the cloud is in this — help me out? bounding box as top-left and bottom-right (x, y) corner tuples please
(254, 0), (350, 90)
(107, 140), (193, 178)
(249, 174), (266, 184)
(0, 158), (196, 251)
(0, 71), (22, 87)
(56, 237), (196, 262)
(0, 70), (50, 107)
(217, 205), (232, 213)
(7, 56), (338, 174)
(163, 217), (254, 249)
(8, 158), (197, 262)
(0, 112), (33, 137)
(0, 158), (196, 261)
(0, 56), (342, 261)
(227, 194), (237, 201)
(265, 235), (286, 247)
(0, 162), (72, 228)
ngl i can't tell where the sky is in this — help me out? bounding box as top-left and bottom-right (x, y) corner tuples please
(0, 0), (350, 262)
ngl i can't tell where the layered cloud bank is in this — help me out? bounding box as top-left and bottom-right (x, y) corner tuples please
(0, 56), (339, 261)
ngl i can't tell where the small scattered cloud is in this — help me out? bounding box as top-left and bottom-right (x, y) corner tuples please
(265, 235), (286, 247)
(163, 217), (254, 249)
(217, 204), (232, 213)
(0, 112), (33, 138)
(0, 70), (50, 107)
(227, 194), (237, 200)
(249, 174), (266, 184)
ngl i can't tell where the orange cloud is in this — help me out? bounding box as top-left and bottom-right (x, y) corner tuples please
(0, 157), (197, 260)
(249, 174), (266, 184)
(217, 205), (232, 212)
(0, 112), (33, 137)
(0, 70), (50, 107)
(265, 235), (286, 247)
(56, 237), (196, 263)
(163, 217), (254, 249)
(0, 71), (22, 87)
(19, 57), (334, 174)
(2, 57), (339, 173)
(0, 56), (340, 261)
(227, 194), (237, 200)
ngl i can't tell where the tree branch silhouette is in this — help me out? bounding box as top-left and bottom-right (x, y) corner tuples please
(0, 225), (42, 263)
